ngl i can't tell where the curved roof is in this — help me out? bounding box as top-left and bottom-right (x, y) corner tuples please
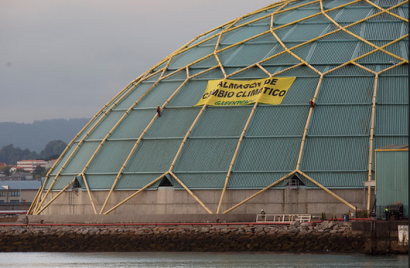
(36, 0), (408, 214)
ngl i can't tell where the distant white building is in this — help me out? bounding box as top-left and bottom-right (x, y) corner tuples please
(17, 160), (47, 173)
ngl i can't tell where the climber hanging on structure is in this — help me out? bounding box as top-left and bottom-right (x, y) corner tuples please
(309, 99), (315, 108)
(157, 105), (161, 117)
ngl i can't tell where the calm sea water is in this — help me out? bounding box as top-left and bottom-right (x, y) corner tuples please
(0, 252), (407, 268)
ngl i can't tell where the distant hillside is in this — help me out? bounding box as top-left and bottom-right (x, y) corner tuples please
(0, 118), (90, 153)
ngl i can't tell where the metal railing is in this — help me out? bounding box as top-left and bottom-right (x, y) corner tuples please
(256, 214), (311, 223)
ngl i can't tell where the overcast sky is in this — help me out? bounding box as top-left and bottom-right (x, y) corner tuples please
(1, 0), (276, 123)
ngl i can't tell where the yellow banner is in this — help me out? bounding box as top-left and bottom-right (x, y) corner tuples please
(194, 77), (296, 106)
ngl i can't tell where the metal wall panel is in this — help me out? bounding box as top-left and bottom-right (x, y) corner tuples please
(189, 31), (221, 47)
(125, 139), (182, 173)
(87, 111), (125, 140)
(167, 81), (209, 107)
(234, 12), (272, 27)
(168, 46), (215, 69)
(75, 113), (105, 142)
(85, 174), (116, 191)
(364, 22), (406, 40)
(376, 150), (408, 217)
(300, 137), (369, 171)
(191, 107), (252, 137)
(234, 137), (301, 171)
(357, 50), (399, 64)
(274, 8), (321, 25)
(276, 23), (329, 42)
(173, 173), (226, 189)
(326, 65), (373, 76)
(308, 105), (372, 135)
(303, 171), (367, 188)
(377, 76), (408, 103)
(86, 140), (135, 173)
(162, 69), (187, 81)
(45, 175), (76, 191)
(136, 81), (183, 108)
(188, 55), (219, 69)
(385, 40), (408, 61)
(61, 141), (100, 175)
(145, 108), (199, 138)
(221, 44), (284, 67)
(220, 25), (269, 45)
(333, 7), (373, 23)
(174, 138), (237, 172)
(324, 0), (356, 9)
(280, 77), (319, 104)
(309, 42), (359, 64)
(262, 51), (303, 66)
(317, 77), (374, 104)
(50, 143), (78, 175)
(111, 174), (162, 190)
(115, 83), (154, 109)
(375, 105), (408, 135)
(246, 106), (308, 136)
(228, 172), (289, 189)
(228, 67), (269, 79)
(273, 65), (320, 77)
(110, 109), (155, 140)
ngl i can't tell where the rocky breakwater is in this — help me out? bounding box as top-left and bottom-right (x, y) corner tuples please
(0, 221), (363, 252)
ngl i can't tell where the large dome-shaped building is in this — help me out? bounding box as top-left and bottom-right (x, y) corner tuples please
(29, 0), (408, 220)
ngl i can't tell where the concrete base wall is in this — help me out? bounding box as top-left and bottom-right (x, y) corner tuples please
(35, 188), (370, 219)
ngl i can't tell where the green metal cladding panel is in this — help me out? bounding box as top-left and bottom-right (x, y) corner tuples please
(220, 43), (284, 67)
(145, 108), (200, 138)
(308, 105), (372, 136)
(374, 105), (408, 135)
(167, 80), (209, 107)
(168, 46), (215, 69)
(274, 8), (321, 25)
(363, 21), (407, 40)
(173, 173), (226, 189)
(136, 81), (184, 108)
(50, 143), (77, 175)
(75, 113), (105, 142)
(86, 140), (135, 173)
(109, 109), (155, 140)
(317, 77), (374, 104)
(300, 137), (369, 171)
(125, 139), (182, 173)
(376, 150), (408, 218)
(112, 174), (162, 190)
(275, 23), (329, 42)
(377, 76), (408, 104)
(219, 25), (269, 45)
(228, 172), (290, 189)
(190, 107), (252, 138)
(87, 111), (125, 140)
(173, 138), (237, 172)
(279, 77), (319, 104)
(60, 141), (100, 175)
(45, 175), (75, 191)
(233, 137), (301, 172)
(85, 174), (116, 191)
(115, 82), (154, 109)
(303, 172), (368, 188)
(246, 106), (309, 136)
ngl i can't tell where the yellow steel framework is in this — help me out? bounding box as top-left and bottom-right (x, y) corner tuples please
(30, 0), (408, 216)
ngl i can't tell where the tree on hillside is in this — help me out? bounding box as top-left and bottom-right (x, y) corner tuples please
(39, 140), (67, 159)
(0, 144), (39, 165)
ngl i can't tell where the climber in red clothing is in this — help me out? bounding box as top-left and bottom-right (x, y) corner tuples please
(309, 99), (315, 108)
(157, 105), (161, 117)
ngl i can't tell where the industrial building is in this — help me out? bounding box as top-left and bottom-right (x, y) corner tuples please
(28, 0), (408, 220)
